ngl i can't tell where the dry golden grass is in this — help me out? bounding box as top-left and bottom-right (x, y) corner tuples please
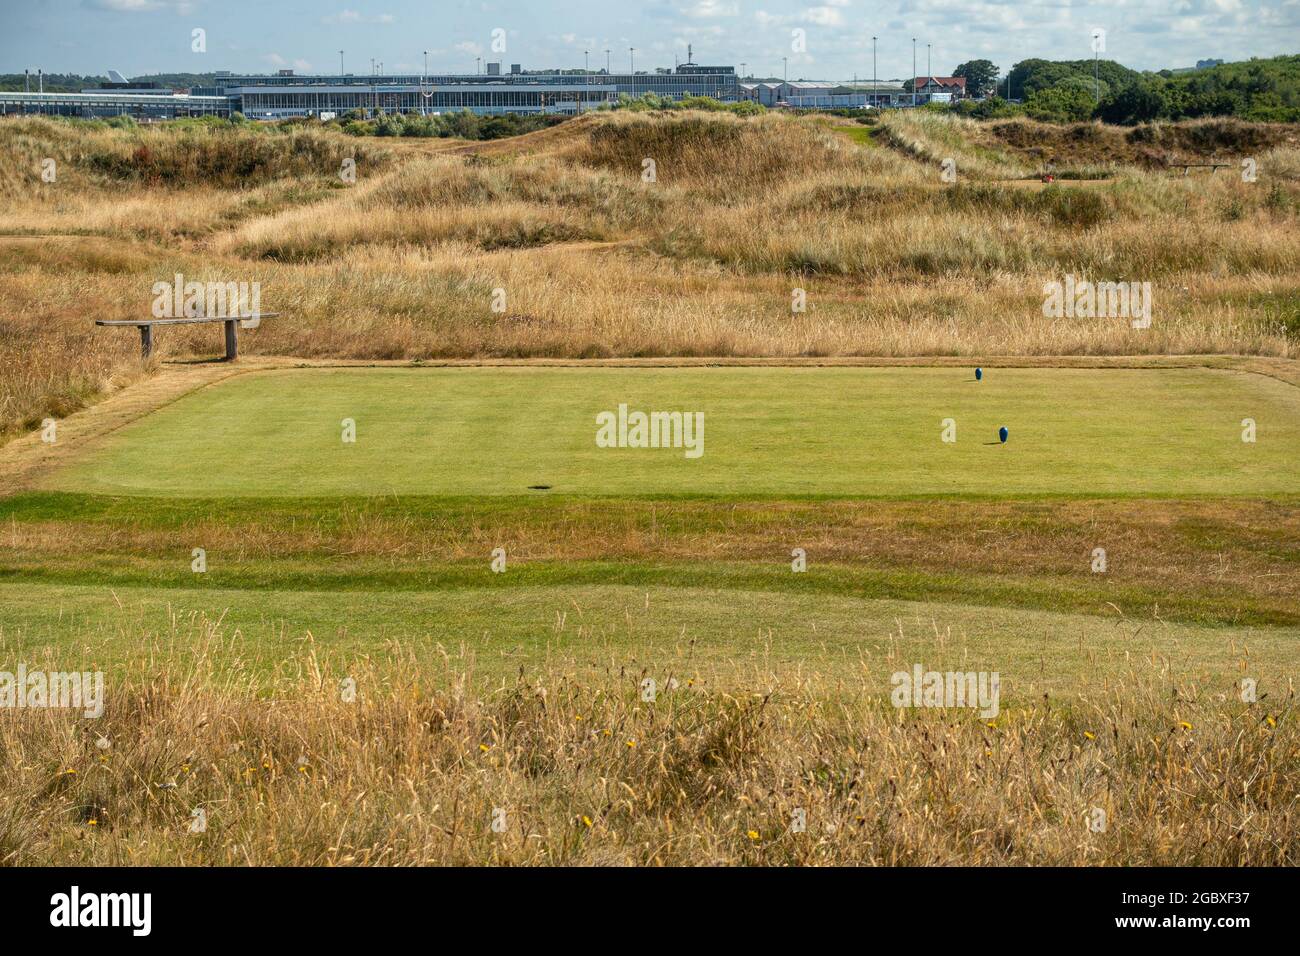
(1, 110), (1298, 437)
(2, 623), (1293, 865)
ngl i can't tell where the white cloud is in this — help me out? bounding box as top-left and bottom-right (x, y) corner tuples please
(682, 0), (740, 16)
(322, 9), (396, 25)
(85, 0), (193, 10)
(754, 5), (845, 27)
(805, 6), (845, 26)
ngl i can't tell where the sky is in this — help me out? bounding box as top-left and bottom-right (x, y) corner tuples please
(1, 0), (1296, 81)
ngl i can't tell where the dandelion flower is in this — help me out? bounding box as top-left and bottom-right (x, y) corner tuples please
(747, 830), (759, 841)
(1179, 721), (1193, 731)
(1266, 716), (1277, 727)
(479, 744), (490, 753)
(626, 740), (636, 748)
(1084, 731), (1096, 740)
(582, 816), (593, 828)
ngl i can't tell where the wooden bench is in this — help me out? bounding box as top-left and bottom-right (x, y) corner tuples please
(1168, 161), (1230, 176)
(95, 313), (278, 360)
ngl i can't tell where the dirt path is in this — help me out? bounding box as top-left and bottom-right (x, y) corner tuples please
(2, 353), (1297, 494)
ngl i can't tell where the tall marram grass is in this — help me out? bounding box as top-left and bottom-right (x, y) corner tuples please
(2, 110), (1299, 437)
(0, 621), (1294, 865)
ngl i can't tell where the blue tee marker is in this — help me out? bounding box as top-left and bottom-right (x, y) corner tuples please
(975, 367), (983, 381)
(999, 426), (1008, 443)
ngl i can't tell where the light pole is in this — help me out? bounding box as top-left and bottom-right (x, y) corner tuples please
(605, 49), (610, 73)
(740, 61), (746, 80)
(584, 50), (589, 72)
(1093, 37), (1100, 102)
(423, 51), (428, 80)
(872, 37), (877, 108)
(339, 50), (344, 75)
(476, 56), (481, 74)
(911, 38), (916, 106)
(927, 42), (931, 84)
(629, 47), (635, 74)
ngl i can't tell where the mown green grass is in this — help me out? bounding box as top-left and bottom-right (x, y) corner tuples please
(0, 580), (1291, 697)
(4, 488), (1298, 625)
(43, 367), (1300, 497)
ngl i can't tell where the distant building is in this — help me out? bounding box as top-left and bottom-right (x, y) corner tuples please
(0, 89), (231, 119)
(221, 63), (739, 117)
(0, 60), (740, 120)
(909, 76), (967, 102)
(740, 81), (783, 106)
(740, 79), (906, 109)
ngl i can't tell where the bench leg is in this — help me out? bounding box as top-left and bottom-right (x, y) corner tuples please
(140, 324), (153, 359)
(224, 319), (237, 361)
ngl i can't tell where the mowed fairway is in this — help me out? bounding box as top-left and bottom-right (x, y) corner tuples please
(43, 366), (1300, 497)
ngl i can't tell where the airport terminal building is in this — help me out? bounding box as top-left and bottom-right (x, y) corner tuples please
(0, 62), (740, 120)
(224, 63), (739, 118)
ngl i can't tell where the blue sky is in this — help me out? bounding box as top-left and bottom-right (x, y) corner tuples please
(2, 1), (1295, 80)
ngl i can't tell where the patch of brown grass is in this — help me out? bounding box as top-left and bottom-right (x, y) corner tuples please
(1, 628), (1293, 865)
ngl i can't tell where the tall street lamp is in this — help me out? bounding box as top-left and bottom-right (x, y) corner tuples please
(872, 37), (877, 108)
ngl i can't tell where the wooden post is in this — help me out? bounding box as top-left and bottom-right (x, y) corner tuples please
(224, 319), (237, 360)
(140, 324), (153, 358)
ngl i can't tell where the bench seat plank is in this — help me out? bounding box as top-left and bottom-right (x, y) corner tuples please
(96, 313), (279, 328)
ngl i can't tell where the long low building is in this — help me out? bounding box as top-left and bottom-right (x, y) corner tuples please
(224, 64), (739, 117)
(740, 80), (912, 109)
(0, 89), (233, 118)
(0, 62), (740, 120)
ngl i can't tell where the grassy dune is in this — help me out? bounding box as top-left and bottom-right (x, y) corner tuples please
(2, 111), (1299, 438)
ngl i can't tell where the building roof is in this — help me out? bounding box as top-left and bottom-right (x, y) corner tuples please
(840, 82), (907, 92)
(911, 76), (966, 90)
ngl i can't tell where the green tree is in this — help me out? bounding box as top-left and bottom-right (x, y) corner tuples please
(953, 60), (999, 98)
(1094, 81), (1168, 124)
(1024, 85), (1096, 123)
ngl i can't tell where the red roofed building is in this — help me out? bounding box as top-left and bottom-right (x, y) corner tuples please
(910, 76), (967, 101)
